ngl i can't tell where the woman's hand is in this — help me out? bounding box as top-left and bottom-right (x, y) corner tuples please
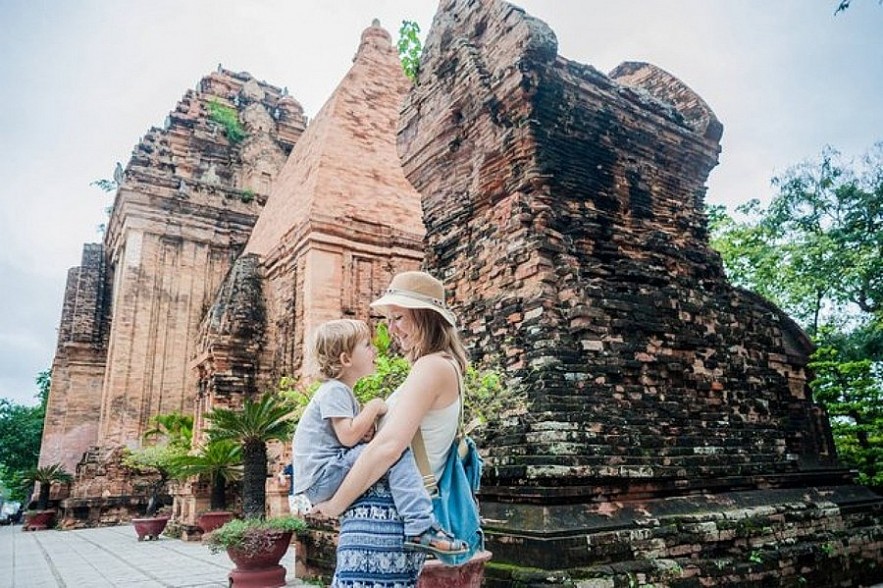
(310, 499), (344, 518)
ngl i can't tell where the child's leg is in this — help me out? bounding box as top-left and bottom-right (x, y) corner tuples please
(387, 448), (435, 536)
(304, 444), (366, 504)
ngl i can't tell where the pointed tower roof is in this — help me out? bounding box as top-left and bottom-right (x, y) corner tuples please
(245, 21), (424, 257)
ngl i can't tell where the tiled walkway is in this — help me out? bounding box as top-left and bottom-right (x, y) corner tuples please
(0, 523), (308, 587)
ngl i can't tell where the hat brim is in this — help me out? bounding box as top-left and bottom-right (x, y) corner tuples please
(370, 293), (457, 327)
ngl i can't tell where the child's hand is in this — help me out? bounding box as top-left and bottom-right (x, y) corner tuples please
(365, 397), (388, 416)
(361, 423), (376, 442)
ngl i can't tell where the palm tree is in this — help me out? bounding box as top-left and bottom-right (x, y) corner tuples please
(22, 464), (73, 510)
(204, 394), (294, 519)
(174, 439), (242, 511)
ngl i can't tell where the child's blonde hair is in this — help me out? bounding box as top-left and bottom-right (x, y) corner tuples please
(310, 319), (371, 380)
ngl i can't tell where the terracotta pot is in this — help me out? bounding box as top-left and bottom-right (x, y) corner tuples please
(417, 550), (493, 588)
(197, 511), (234, 534)
(132, 515), (170, 541)
(23, 510), (56, 531)
(227, 530), (292, 587)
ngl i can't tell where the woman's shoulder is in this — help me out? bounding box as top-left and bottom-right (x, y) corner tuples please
(412, 352), (458, 374)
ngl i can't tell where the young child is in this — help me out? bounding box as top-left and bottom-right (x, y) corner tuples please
(291, 318), (467, 556)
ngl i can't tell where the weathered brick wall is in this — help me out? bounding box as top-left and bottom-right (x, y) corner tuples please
(40, 244), (110, 474)
(391, 1), (882, 584)
(399, 0), (834, 495)
(55, 69), (306, 515)
(95, 69), (305, 450)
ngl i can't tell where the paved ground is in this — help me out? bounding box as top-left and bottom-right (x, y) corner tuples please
(0, 523), (310, 588)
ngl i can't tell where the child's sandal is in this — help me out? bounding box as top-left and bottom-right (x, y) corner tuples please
(404, 525), (468, 556)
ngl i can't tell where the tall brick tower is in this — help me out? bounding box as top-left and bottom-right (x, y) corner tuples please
(395, 1), (883, 585)
(44, 68), (306, 522)
(242, 19), (425, 382)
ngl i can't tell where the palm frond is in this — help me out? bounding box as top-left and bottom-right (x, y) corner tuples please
(205, 394), (295, 445)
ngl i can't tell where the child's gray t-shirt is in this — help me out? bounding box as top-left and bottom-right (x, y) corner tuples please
(292, 379), (360, 494)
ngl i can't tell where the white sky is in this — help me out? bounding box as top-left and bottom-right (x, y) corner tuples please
(0, 1), (881, 406)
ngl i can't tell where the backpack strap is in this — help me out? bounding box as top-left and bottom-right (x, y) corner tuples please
(412, 356), (465, 494)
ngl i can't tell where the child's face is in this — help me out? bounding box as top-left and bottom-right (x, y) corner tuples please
(347, 335), (376, 380)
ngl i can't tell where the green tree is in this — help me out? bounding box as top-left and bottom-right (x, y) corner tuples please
(710, 144), (883, 335)
(0, 371), (50, 502)
(809, 345), (883, 488)
(20, 464), (73, 511)
(708, 142), (883, 489)
(204, 394), (295, 519)
(397, 20), (422, 82)
(173, 439), (242, 511)
(123, 412), (194, 516)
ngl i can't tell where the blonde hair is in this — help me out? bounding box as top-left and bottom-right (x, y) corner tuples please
(310, 319), (371, 380)
(406, 308), (468, 373)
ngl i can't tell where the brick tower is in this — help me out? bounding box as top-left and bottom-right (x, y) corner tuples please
(395, 1), (883, 585)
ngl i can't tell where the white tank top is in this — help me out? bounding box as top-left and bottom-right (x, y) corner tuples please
(384, 373), (460, 480)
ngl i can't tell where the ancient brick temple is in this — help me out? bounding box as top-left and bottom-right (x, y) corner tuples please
(41, 22), (425, 527)
(41, 3), (882, 584)
(391, 0), (882, 585)
(41, 67), (306, 521)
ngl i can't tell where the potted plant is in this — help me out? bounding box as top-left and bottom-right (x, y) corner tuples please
(205, 515), (306, 587)
(174, 438), (242, 533)
(203, 393), (299, 587)
(124, 412), (192, 540)
(21, 463), (73, 531)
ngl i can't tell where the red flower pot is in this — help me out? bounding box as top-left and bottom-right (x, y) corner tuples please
(417, 550), (493, 588)
(226, 530), (292, 587)
(23, 510), (56, 531)
(197, 511), (234, 534)
(132, 516), (170, 541)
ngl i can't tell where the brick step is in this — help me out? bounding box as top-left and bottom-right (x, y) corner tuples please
(494, 450), (796, 465)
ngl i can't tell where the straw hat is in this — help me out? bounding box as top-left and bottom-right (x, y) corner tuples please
(370, 271), (457, 327)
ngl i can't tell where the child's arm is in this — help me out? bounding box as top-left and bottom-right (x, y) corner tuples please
(331, 398), (387, 447)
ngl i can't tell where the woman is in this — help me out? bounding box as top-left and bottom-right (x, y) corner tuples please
(313, 270), (468, 587)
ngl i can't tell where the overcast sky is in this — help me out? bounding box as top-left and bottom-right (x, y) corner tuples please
(0, 1), (880, 406)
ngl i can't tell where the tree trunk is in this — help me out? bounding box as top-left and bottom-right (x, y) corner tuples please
(37, 482), (50, 510)
(210, 473), (227, 511)
(242, 440), (267, 519)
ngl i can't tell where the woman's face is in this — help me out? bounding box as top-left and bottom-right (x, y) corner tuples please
(386, 305), (417, 352)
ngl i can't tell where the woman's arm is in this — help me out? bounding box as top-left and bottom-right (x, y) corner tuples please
(312, 355), (457, 517)
(331, 398), (387, 447)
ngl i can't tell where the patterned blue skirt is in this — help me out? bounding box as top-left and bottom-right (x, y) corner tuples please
(332, 480), (426, 587)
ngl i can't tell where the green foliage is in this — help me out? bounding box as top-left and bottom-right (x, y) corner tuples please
(205, 394), (296, 519)
(35, 370), (51, 406)
(397, 20), (422, 82)
(205, 395), (295, 448)
(20, 464), (73, 510)
(0, 371), (50, 502)
(835, 1), (883, 15)
(174, 439), (242, 511)
(708, 142), (883, 491)
(285, 322), (509, 435)
(353, 323), (411, 404)
(204, 514), (306, 555)
(710, 143), (883, 333)
(240, 188), (255, 204)
(90, 178), (118, 193)
(810, 345), (883, 488)
(143, 411), (193, 450)
(207, 99), (247, 144)
(124, 412), (194, 515)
